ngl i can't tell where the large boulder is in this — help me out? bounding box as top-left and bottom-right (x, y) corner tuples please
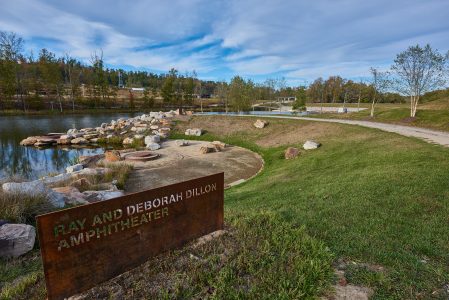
(303, 140), (321, 150)
(285, 147), (300, 159)
(52, 186), (89, 206)
(2, 181), (65, 208)
(254, 119), (268, 129)
(0, 224), (36, 258)
(185, 128), (202, 136)
(144, 135), (160, 145)
(104, 150), (121, 162)
(146, 143), (161, 151)
(70, 178), (94, 191)
(19, 136), (38, 146)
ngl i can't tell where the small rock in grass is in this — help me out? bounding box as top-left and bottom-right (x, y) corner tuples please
(254, 119), (268, 128)
(285, 147), (300, 159)
(185, 128), (202, 136)
(303, 140), (320, 150)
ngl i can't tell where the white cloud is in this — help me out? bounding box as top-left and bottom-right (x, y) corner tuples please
(1, 0), (448, 83)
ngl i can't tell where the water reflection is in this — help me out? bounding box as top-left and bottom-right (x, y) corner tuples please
(0, 112), (140, 180)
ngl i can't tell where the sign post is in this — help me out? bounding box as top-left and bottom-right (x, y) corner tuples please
(36, 173), (224, 300)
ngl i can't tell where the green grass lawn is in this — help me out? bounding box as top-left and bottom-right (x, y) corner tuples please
(2, 116), (449, 299)
(308, 99), (449, 132)
(174, 116), (449, 299)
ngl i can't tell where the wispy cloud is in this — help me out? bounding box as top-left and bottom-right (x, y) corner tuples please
(1, 0), (448, 84)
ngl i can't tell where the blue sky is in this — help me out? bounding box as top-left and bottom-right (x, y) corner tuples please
(1, 0), (449, 85)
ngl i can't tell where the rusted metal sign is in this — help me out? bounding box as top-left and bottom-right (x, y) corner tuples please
(36, 173), (224, 300)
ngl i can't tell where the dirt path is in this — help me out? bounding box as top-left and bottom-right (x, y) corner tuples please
(227, 115), (449, 147)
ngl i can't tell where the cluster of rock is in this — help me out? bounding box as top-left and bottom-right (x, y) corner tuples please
(0, 163), (124, 257)
(20, 111), (178, 148)
(284, 140), (321, 159)
(254, 119), (269, 129)
(1, 164), (123, 207)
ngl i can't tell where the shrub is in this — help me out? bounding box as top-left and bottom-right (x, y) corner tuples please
(0, 191), (53, 224)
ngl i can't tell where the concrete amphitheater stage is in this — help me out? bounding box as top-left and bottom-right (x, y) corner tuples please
(124, 140), (263, 193)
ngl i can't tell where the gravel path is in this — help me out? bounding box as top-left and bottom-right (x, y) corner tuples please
(227, 115), (449, 147)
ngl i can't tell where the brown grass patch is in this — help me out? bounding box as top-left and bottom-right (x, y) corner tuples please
(0, 190), (53, 223)
(176, 116), (347, 148)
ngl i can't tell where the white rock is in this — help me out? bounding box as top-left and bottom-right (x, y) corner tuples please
(176, 140), (189, 147)
(303, 140), (321, 150)
(134, 134), (144, 139)
(144, 135), (161, 145)
(185, 128), (202, 136)
(0, 224), (36, 258)
(254, 119), (268, 129)
(146, 143), (161, 150)
(66, 164), (83, 173)
(40, 173), (72, 186)
(123, 137), (134, 145)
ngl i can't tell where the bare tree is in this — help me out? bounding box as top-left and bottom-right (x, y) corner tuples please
(391, 44), (448, 117)
(0, 31), (25, 110)
(0, 31), (23, 61)
(369, 68), (390, 117)
(64, 53), (81, 111)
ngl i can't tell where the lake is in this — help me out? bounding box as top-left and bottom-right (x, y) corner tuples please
(0, 112), (142, 181)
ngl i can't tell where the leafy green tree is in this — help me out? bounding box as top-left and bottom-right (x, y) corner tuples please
(229, 76), (253, 112)
(161, 69), (177, 105)
(39, 49), (64, 112)
(0, 31), (24, 110)
(183, 76), (195, 107)
(293, 86), (307, 110)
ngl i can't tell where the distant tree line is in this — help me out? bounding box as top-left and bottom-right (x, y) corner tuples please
(0, 31), (448, 115)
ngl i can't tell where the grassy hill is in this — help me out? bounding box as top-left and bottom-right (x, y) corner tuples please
(309, 98), (449, 132)
(2, 116), (449, 299)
